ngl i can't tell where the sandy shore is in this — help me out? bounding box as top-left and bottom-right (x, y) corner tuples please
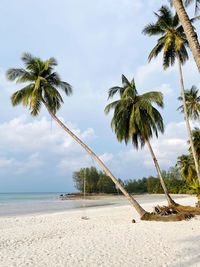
(0, 195), (200, 267)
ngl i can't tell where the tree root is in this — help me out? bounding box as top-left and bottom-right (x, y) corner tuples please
(141, 212), (194, 221)
(140, 204), (199, 221)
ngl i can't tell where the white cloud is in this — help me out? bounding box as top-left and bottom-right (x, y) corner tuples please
(99, 153), (113, 163)
(58, 154), (92, 172)
(0, 116), (97, 174)
(0, 157), (13, 169)
(0, 115), (95, 154)
(107, 120), (198, 177)
(157, 83), (174, 96)
(0, 153), (43, 175)
(135, 56), (164, 85)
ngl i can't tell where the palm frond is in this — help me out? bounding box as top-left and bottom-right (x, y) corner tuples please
(58, 81), (72, 95)
(107, 86), (124, 99)
(148, 41), (165, 62)
(104, 100), (123, 114)
(142, 23), (165, 36)
(140, 91), (164, 108)
(44, 57), (57, 71)
(30, 98), (42, 116)
(7, 68), (31, 81)
(11, 84), (34, 107)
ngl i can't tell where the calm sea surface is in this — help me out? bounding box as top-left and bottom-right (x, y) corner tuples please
(0, 192), (187, 216)
(0, 192), (120, 216)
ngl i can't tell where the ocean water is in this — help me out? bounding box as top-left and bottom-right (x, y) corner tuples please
(0, 193), (187, 216)
(0, 192), (121, 216)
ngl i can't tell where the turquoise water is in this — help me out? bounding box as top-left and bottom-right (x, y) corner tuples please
(0, 192), (118, 216)
(0, 193), (187, 216)
(0, 192), (82, 216)
(0, 192), (60, 203)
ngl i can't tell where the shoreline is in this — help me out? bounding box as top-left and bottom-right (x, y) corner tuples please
(0, 193), (192, 217)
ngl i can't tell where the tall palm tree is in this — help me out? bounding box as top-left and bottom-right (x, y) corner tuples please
(105, 74), (175, 206)
(142, 5), (200, 185)
(169, 0), (200, 72)
(177, 85), (200, 123)
(7, 53), (148, 218)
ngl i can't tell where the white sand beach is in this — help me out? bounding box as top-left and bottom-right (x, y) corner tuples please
(0, 195), (200, 267)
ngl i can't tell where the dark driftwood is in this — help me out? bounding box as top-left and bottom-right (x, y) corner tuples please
(153, 205), (178, 216)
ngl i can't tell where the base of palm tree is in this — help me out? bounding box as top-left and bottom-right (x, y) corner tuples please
(196, 200), (200, 207)
(140, 203), (200, 221)
(141, 212), (194, 221)
(172, 204), (200, 215)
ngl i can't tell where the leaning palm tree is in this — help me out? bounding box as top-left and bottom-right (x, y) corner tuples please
(169, 0), (200, 72)
(7, 53), (148, 218)
(142, 5), (200, 185)
(105, 74), (175, 206)
(177, 85), (200, 123)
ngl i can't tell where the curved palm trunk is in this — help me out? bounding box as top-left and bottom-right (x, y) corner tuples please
(172, 0), (200, 72)
(145, 139), (176, 206)
(42, 99), (147, 217)
(177, 53), (200, 185)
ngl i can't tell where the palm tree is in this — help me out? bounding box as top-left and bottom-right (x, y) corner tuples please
(7, 53), (148, 218)
(169, 0), (200, 72)
(176, 152), (200, 202)
(176, 154), (196, 183)
(189, 127), (200, 161)
(105, 74), (175, 206)
(177, 85), (200, 123)
(142, 5), (200, 186)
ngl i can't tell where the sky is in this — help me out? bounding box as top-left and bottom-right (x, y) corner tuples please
(0, 0), (200, 192)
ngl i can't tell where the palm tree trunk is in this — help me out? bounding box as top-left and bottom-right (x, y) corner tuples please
(177, 52), (200, 185)
(145, 139), (176, 206)
(42, 99), (147, 217)
(172, 0), (200, 72)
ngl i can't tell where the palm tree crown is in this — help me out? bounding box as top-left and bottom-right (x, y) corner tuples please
(176, 154), (196, 183)
(142, 5), (190, 69)
(7, 53), (72, 115)
(105, 75), (164, 148)
(177, 85), (200, 121)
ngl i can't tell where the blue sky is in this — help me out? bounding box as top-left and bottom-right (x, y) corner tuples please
(0, 0), (200, 192)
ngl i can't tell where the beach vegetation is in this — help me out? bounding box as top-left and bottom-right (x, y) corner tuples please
(73, 167), (117, 194)
(142, 5), (200, 186)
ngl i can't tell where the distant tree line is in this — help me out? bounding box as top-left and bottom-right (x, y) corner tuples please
(73, 166), (192, 195)
(73, 167), (117, 194)
(120, 167), (190, 194)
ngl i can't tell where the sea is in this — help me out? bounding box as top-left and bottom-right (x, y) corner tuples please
(0, 192), (187, 216)
(0, 192), (123, 216)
